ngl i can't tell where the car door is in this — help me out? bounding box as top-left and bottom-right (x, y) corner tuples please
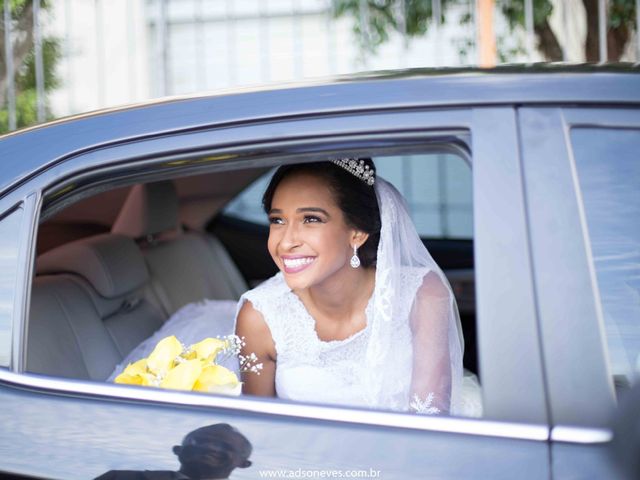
(519, 106), (640, 479)
(0, 101), (550, 479)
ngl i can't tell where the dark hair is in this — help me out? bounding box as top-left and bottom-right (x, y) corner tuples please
(173, 423), (253, 477)
(262, 159), (381, 268)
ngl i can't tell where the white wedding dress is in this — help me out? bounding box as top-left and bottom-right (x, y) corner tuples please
(238, 271), (482, 417)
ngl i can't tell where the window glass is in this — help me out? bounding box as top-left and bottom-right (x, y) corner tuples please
(223, 169), (275, 224)
(0, 208), (23, 367)
(223, 153), (473, 239)
(571, 128), (640, 389)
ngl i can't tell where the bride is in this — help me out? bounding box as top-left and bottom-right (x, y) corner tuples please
(236, 158), (476, 415)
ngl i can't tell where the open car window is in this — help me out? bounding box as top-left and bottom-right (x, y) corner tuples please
(25, 147), (481, 419)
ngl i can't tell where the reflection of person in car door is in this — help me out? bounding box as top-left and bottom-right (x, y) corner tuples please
(95, 423), (252, 480)
(173, 423), (252, 479)
(236, 159), (480, 416)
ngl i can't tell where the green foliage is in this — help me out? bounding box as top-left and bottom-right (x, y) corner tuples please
(16, 37), (61, 92)
(333, 0), (453, 53)
(8, 0), (52, 17)
(499, 0), (554, 30)
(0, 90), (39, 132)
(1, 0), (60, 134)
(609, 0), (636, 28)
(332, 0), (637, 62)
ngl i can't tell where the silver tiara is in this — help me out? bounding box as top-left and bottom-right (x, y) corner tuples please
(330, 158), (375, 186)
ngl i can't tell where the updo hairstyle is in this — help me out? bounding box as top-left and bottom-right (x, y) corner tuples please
(261, 159), (381, 268)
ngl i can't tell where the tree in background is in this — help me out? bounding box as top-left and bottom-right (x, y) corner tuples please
(1, 0), (60, 134)
(332, 0), (637, 62)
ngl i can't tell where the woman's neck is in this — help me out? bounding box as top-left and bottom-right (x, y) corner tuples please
(298, 265), (375, 322)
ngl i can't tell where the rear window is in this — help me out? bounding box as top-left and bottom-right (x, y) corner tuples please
(223, 153), (473, 239)
(571, 127), (640, 390)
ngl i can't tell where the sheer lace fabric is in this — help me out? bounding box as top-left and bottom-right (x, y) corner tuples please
(365, 178), (466, 415)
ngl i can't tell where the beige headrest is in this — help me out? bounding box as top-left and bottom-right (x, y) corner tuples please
(112, 181), (179, 238)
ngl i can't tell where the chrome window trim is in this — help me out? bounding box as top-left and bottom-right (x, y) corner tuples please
(551, 425), (613, 444)
(0, 368), (548, 442)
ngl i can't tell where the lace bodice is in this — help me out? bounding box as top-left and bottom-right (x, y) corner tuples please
(238, 271), (422, 410)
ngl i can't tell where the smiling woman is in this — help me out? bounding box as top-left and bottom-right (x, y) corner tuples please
(265, 162), (377, 291)
(235, 159), (476, 416)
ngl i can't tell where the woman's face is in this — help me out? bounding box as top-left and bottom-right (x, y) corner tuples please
(267, 172), (362, 291)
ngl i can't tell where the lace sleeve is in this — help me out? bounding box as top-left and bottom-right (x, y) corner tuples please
(408, 270), (462, 415)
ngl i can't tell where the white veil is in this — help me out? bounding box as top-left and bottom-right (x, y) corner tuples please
(364, 177), (465, 415)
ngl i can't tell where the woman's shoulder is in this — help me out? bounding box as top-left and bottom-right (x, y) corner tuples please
(242, 271), (289, 296)
(236, 272), (297, 347)
(239, 272), (290, 313)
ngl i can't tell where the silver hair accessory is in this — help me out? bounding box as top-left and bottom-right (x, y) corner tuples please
(330, 158), (375, 186)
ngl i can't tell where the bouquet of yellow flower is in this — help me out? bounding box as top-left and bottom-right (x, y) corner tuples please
(114, 335), (261, 395)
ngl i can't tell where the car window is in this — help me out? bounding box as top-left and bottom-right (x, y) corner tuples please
(571, 128), (640, 391)
(0, 208), (23, 367)
(223, 153), (473, 240)
(27, 150), (481, 418)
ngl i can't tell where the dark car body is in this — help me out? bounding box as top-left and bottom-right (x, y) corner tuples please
(0, 66), (638, 479)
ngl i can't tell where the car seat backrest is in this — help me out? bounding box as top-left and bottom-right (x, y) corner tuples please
(28, 275), (122, 380)
(30, 233), (166, 379)
(112, 181), (248, 316)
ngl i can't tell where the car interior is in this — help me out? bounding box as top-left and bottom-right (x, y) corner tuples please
(26, 154), (479, 410)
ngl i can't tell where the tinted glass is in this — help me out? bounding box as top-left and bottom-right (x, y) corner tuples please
(0, 208), (23, 367)
(224, 153), (472, 239)
(571, 128), (640, 389)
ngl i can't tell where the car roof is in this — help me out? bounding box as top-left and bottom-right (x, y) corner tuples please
(1, 65), (639, 197)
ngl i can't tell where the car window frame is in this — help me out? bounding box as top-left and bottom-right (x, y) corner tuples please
(0, 205), (25, 368)
(0, 106), (551, 442)
(519, 106), (640, 435)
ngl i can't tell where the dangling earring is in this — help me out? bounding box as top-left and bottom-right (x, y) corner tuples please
(350, 245), (361, 269)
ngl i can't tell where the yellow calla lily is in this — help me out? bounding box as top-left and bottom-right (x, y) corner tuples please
(189, 337), (228, 362)
(114, 372), (142, 385)
(147, 336), (183, 375)
(193, 365), (241, 396)
(114, 371), (156, 387)
(114, 359), (151, 385)
(123, 358), (148, 376)
(160, 359), (203, 390)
